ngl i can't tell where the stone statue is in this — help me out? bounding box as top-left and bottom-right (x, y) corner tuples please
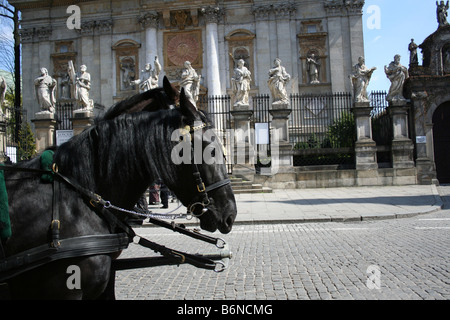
(179, 61), (201, 106)
(408, 39), (419, 66)
(231, 58), (252, 107)
(349, 57), (376, 103)
(384, 54), (409, 103)
(306, 53), (321, 84)
(437, 1), (449, 28)
(68, 62), (94, 112)
(0, 76), (6, 108)
(34, 67), (57, 114)
(268, 58), (291, 105)
(131, 56), (161, 92)
(59, 73), (71, 100)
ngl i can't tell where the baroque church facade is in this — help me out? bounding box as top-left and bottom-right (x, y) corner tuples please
(10, 0), (365, 116)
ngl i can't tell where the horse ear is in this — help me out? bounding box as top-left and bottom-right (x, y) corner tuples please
(163, 76), (179, 105)
(179, 88), (200, 122)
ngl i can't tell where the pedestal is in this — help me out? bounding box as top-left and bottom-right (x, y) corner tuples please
(71, 110), (94, 136)
(389, 100), (414, 169)
(269, 103), (294, 173)
(31, 112), (57, 154)
(355, 140), (378, 170)
(230, 106), (254, 176)
(352, 101), (378, 170)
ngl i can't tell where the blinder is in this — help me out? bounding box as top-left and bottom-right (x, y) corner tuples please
(182, 122), (231, 217)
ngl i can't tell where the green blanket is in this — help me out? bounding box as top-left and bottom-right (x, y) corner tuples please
(0, 163), (11, 240)
(40, 149), (55, 183)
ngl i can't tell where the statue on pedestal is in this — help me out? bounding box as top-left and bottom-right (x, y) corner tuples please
(231, 59), (252, 107)
(408, 39), (419, 66)
(131, 56), (161, 92)
(34, 67), (57, 114)
(68, 61), (94, 112)
(349, 57), (376, 103)
(268, 58), (291, 106)
(306, 54), (320, 84)
(179, 61), (201, 106)
(384, 54), (409, 103)
(437, 1), (449, 28)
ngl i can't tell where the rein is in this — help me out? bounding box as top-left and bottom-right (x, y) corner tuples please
(0, 155), (233, 282)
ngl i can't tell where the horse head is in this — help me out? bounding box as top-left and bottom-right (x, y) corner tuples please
(168, 89), (237, 234)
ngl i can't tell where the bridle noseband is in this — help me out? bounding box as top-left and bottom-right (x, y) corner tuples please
(182, 122), (231, 217)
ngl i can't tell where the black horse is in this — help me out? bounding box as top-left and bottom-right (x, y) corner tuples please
(1, 88), (237, 299)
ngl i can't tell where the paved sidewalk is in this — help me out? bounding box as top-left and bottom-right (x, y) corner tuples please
(142, 184), (444, 226)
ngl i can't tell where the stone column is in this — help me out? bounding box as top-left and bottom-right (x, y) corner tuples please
(31, 113), (57, 154)
(409, 90), (436, 185)
(269, 104), (293, 173)
(253, 6), (271, 94)
(98, 20), (114, 109)
(202, 7), (222, 96)
(390, 101), (415, 169)
(139, 12), (159, 66)
(274, 4), (296, 79)
(230, 105), (255, 178)
(325, 15), (346, 93)
(353, 101), (378, 171)
(71, 110), (95, 136)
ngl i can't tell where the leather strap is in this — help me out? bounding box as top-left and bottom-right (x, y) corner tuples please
(0, 233), (130, 282)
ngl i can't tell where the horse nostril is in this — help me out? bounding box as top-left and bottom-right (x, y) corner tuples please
(225, 215), (235, 230)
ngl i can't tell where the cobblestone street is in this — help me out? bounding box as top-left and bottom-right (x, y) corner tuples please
(115, 187), (450, 300)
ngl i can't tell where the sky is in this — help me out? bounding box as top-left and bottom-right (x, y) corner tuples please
(363, 0), (439, 92)
(0, 0), (444, 93)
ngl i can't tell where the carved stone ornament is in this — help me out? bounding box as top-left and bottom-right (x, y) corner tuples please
(164, 30), (203, 69)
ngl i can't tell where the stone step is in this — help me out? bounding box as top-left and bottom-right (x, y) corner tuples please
(232, 187), (273, 194)
(230, 176), (273, 194)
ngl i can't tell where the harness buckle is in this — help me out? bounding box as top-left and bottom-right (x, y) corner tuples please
(51, 220), (60, 230)
(197, 182), (206, 193)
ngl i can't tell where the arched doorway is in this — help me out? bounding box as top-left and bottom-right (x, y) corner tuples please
(433, 101), (450, 183)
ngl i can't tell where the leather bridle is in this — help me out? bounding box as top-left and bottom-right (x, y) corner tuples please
(182, 122), (231, 216)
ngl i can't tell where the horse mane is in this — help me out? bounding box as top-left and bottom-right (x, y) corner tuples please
(101, 87), (172, 121)
(101, 76), (180, 121)
(55, 108), (192, 207)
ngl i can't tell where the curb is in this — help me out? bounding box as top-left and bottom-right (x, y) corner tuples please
(137, 186), (445, 228)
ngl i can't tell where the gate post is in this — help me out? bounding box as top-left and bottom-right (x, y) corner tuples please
(71, 110), (94, 136)
(389, 100), (414, 169)
(353, 101), (378, 171)
(0, 115), (6, 162)
(31, 112), (57, 154)
(269, 103), (293, 173)
(230, 104), (254, 178)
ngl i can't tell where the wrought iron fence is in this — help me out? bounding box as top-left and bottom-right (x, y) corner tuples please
(370, 91), (392, 166)
(197, 95), (233, 174)
(290, 92), (355, 167)
(1, 107), (32, 163)
(56, 102), (74, 130)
